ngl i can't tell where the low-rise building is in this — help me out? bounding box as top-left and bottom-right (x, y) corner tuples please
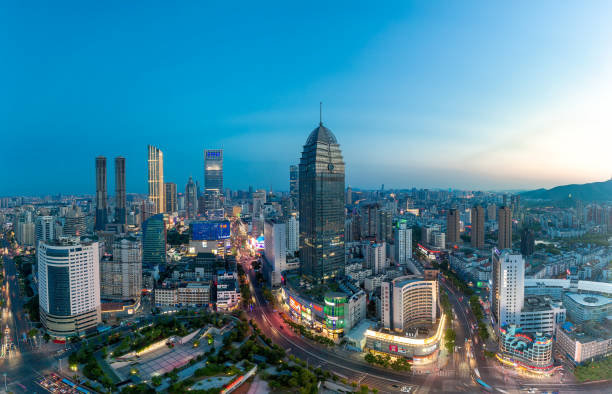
(556, 321), (612, 364)
(216, 278), (241, 311)
(178, 282), (211, 307)
(497, 325), (555, 373)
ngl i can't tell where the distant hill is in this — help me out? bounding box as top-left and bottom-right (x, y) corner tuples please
(520, 179), (612, 202)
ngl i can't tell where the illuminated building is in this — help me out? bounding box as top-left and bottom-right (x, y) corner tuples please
(115, 156), (127, 224)
(498, 205), (513, 250)
(364, 312), (446, 362)
(38, 238), (101, 338)
(289, 164), (298, 204)
(446, 208), (460, 246)
(381, 275), (438, 332)
(364, 241), (386, 275)
(63, 205), (86, 237)
(471, 205), (485, 249)
(299, 117), (345, 282)
(95, 156), (108, 230)
(563, 293), (612, 324)
(36, 215), (56, 246)
(189, 220), (231, 256)
(204, 149), (223, 212)
(556, 321), (612, 364)
(147, 145), (165, 214)
(498, 325), (554, 373)
(286, 213), (299, 254)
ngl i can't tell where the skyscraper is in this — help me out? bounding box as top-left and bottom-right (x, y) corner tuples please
(299, 118), (345, 282)
(446, 208), (460, 246)
(520, 228), (535, 256)
(115, 156), (127, 224)
(63, 205), (86, 237)
(95, 156), (108, 230)
(101, 237), (142, 301)
(147, 145), (165, 214)
(185, 176), (197, 219)
(165, 182), (177, 213)
(498, 206), (513, 250)
(142, 213), (167, 265)
(490, 250), (524, 329)
(204, 149), (223, 212)
(35, 216), (55, 246)
(471, 205), (485, 249)
(38, 238), (101, 338)
(289, 164), (298, 201)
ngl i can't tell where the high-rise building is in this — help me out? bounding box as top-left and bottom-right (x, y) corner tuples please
(204, 149), (223, 212)
(263, 219), (287, 287)
(346, 186), (352, 205)
(35, 216), (55, 247)
(491, 250), (524, 329)
(142, 214), (166, 265)
(147, 145), (165, 214)
(63, 205), (86, 237)
(16, 212), (35, 246)
(165, 182), (177, 213)
(185, 176), (198, 219)
(498, 206), (513, 250)
(486, 204), (497, 222)
(115, 156), (127, 224)
(289, 165), (298, 202)
(520, 228), (535, 256)
(286, 213), (299, 254)
(471, 205), (485, 249)
(38, 238), (101, 338)
(299, 119), (345, 282)
(364, 241), (387, 275)
(446, 208), (460, 246)
(381, 275), (438, 332)
(101, 237), (142, 300)
(393, 219), (412, 264)
(95, 156), (108, 230)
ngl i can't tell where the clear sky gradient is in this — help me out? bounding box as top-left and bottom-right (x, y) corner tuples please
(1, 1), (611, 195)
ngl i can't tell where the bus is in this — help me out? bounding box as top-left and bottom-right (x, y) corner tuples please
(475, 379), (493, 392)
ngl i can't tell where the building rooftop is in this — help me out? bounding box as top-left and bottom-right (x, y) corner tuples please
(522, 295), (562, 312)
(305, 123), (338, 145)
(565, 293), (612, 308)
(561, 321), (612, 343)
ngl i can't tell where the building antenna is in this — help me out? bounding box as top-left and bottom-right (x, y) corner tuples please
(319, 102), (323, 125)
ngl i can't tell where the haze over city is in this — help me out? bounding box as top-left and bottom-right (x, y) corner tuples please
(2, 1), (612, 195)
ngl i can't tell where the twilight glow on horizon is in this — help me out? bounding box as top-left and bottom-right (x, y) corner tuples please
(1, 1), (611, 195)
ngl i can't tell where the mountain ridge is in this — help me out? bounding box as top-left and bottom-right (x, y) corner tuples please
(520, 179), (612, 201)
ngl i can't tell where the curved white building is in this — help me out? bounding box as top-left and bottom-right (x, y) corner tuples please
(382, 275), (438, 332)
(38, 238), (101, 338)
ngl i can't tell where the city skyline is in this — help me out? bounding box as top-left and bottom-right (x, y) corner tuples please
(2, 2), (612, 195)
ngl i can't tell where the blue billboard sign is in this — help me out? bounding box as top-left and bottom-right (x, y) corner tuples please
(191, 220), (231, 240)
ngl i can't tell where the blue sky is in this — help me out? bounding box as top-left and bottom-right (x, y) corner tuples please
(1, 1), (611, 195)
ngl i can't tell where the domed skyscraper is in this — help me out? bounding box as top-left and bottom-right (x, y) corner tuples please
(299, 116), (346, 282)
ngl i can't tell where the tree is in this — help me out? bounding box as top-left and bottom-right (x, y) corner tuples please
(27, 328), (38, 338)
(43, 333), (50, 343)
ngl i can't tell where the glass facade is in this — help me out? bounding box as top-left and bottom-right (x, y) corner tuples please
(299, 123), (345, 282)
(324, 293), (346, 331)
(47, 265), (71, 316)
(142, 213), (167, 265)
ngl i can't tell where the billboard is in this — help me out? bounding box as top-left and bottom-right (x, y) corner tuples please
(191, 220), (231, 240)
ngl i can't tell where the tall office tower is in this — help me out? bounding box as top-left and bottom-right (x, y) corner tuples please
(63, 205), (86, 237)
(361, 202), (380, 239)
(381, 275), (438, 331)
(165, 182), (177, 213)
(95, 156), (108, 230)
(394, 219), (412, 264)
(35, 216), (55, 246)
(446, 208), (460, 246)
(204, 149), (223, 212)
(377, 208), (393, 243)
(498, 206), (513, 250)
(520, 228), (535, 256)
(299, 119), (345, 282)
(142, 213), (166, 265)
(346, 186), (352, 205)
(185, 176), (198, 219)
(263, 219), (287, 287)
(147, 145), (165, 214)
(101, 237), (142, 300)
(115, 156), (127, 224)
(364, 241), (387, 275)
(38, 238), (101, 338)
(286, 213), (299, 254)
(289, 165), (298, 202)
(491, 250), (524, 329)
(471, 205), (485, 249)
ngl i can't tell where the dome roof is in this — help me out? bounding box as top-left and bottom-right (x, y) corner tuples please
(305, 123), (338, 145)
